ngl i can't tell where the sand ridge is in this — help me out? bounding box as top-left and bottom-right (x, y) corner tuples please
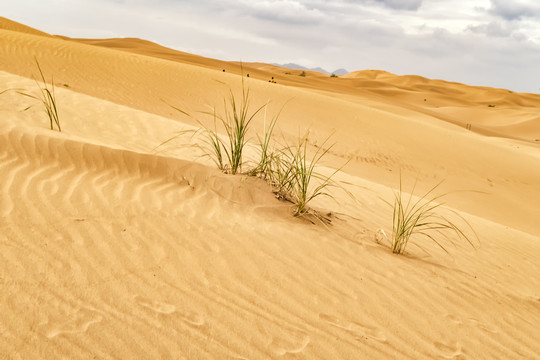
(1, 18), (539, 359)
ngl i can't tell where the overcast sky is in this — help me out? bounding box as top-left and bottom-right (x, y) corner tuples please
(3, 0), (540, 93)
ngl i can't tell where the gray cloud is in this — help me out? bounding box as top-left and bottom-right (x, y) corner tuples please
(374, 0), (423, 11)
(324, 0), (422, 11)
(489, 0), (540, 20)
(241, 0), (326, 25)
(467, 21), (518, 37)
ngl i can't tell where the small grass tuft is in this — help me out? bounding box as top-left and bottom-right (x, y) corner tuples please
(286, 135), (333, 216)
(266, 149), (295, 201)
(386, 176), (477, 254)
(18, 58), (61, 131)
(248, 104), (284, 179)
(202, 78), (266, 174)
(267, 133), (347, 218)
(161, 75), (266, 175)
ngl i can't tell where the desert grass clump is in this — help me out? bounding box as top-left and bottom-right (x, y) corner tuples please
(266, 134), (345, 217)
(159, 77), (349, 219)
(287, 136), (333, 216)
(387, 177), (477, 254)
(161, 76), (267, 175)
(202, 80), (267, 175)
(248, 107), (281, 179)
(265, 150), (295, 200)
(19, 58), (61, 131)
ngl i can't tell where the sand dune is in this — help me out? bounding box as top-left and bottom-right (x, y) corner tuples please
(0, 16), (52, 37)
(1, 17), (539, 359)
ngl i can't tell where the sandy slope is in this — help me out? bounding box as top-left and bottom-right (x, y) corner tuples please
(1, 17), (539, 359)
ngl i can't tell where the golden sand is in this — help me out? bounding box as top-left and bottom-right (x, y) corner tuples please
(1, 16), (539, 359)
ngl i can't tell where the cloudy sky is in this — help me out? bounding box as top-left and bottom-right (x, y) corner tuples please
(3, 0), (540, 93)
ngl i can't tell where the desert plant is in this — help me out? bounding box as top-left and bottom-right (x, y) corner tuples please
(161, 76), (266, 175)
(248, 102), (288, 179)
(248, 117), (276, 178)
(299, 71), (306, 77)
(278, 134), (344, 216)
(266, 150), (295, 200)
(201, 109), (227, 171)
(248, 130), (352, 218)
(205, 83), (266, 174)
(159, 77), (350, 219)
(387, 177), (477, 254)
(330, 74), (338, 78)
(19, 58), (61, 131)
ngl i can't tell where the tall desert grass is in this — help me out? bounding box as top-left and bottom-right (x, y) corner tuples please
(191, 78), (267, 174)
(261, 133), (348, 217)
(249, 107), (280, 179)
(158, 77), (266, 174)
(205, 78), (266, 174)
(387, 177), (477, 254)
(159, 76), (348, 219)
(284, 135), (337, 216)
(19, 58), (61, 131)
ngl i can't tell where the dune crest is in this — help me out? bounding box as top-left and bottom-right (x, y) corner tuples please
(0, 16), (52, 37)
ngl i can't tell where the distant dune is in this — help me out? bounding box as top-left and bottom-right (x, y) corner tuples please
(273, 62), (349, 75)
(1, 16), (539, 359)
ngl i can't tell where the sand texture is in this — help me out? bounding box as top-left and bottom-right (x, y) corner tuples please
(1, 17), (539, 359)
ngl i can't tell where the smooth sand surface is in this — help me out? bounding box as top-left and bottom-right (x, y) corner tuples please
(1, 17), (539, 359)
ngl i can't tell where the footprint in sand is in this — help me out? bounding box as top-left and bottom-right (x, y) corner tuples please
(444, 314), (497, 334)
(179, 311), (205, 327)
(42, 307), (103, 339)
(319, 313), (387, 342)
(135, 296), (205, 326)
(444, 313), (463, 325)
(465, 318), (498, 334)
(268, 329), (310, 356)
(434, 341), (464, 359)
(135, 295), (176, 314)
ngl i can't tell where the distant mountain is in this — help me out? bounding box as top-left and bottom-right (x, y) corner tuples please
(273, 63), (349, 75)
(332, 68), (349, 75)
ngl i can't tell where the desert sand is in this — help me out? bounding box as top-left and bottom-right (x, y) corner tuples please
(1, 16), (539, 359)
